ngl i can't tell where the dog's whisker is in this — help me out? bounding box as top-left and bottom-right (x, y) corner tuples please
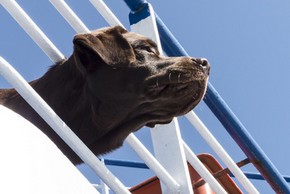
(169, 72), (172, 82)
(192, 93), (198, 101)
(156, 78), (159, 88)
(178, 73), (181, 83)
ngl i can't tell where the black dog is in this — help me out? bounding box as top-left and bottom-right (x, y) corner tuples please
(0, 26), (209, 164)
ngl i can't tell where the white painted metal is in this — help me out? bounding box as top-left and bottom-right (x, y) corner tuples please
(126, 134), (180, 192)
(130, 4), (193, 194)
(183, 143), (227, 193)
(0, 105), (100, 194)
(130, 5), (162, 53)
(0, 57), (130, 194)
(50, 0), (90, 33)
(0, 0), (65, 63)
(89, 0), (123, 27)
(50, 2), (180, 191)
(151, 120), (193, 194)
(186, 111), (259, 194)
(100, 159), (110, 194)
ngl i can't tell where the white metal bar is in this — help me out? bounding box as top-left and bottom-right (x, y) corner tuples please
(0, 57), (130, 194)
(50, 0), (90, 34)
(100, 159), (110, 194)
(130, 4), (193, 194)
(186, 111), (259, 194)
(89, 0), (123, 27)
(183, 142), (227, 194)
(50, 1), (180, 191)
(130, 4), (162, 53)
(0, 0), (65, 63)
(150, 120), (193, 194)
(126, 134), (180, 192)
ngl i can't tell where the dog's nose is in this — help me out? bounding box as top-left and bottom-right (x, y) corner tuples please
(191, 58), (210, 75)
(191, 58), (209, 68)
(200, 58), (209, 68)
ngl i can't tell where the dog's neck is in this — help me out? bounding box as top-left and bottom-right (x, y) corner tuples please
(0, 56), (100, 162)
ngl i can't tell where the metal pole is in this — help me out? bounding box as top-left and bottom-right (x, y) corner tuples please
(0, 0), (65, 63)
(185, 111), (258, 193)
(50, 0), (90, 33)
(126, 135), (180, 192)
(204, 84), (290, 193)
(183, 143), (227, 194)
(89, 0), (123, 27)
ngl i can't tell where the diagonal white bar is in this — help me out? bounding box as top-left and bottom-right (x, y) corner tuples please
(0, 56), (130, 194)
(50, 0), (90, 34)
(183, 142), (227, 193)
(126, 135), (180, 192)
(0, 0), (65, 63)
(186, 111), (259, 194)
(89, 0), (123, 27)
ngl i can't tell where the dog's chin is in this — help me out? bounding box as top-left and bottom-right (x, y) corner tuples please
(144, 67), (208, 99)
(177, 80), (208, 114)
(145, 119), (173, 128)
(144, 79), (208, 128)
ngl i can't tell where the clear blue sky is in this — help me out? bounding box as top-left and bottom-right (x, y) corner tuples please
(1, 0), (290, 193)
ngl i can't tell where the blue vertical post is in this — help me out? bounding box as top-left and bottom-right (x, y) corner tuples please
(123, 0), (290, 193)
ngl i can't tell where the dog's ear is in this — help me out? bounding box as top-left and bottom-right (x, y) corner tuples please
(73, 26), (136, 74)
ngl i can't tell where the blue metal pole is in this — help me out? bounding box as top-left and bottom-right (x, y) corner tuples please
(103, 158), (290, 183)
(104, 158), (149, 169)
(123, 0), (290, 193)
(205, 84), (290, 193)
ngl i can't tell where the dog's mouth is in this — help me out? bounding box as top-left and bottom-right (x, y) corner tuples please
(144, 68), (208, 100)
(141, 68), (209, 128)
(144, 81), (206, 127)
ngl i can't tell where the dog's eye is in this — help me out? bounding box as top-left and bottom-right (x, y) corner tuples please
(144, 46), (157, 54)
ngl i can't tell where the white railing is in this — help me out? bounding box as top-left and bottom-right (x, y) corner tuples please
(0, 0), (259, 193)
(0, 0), (64, 63)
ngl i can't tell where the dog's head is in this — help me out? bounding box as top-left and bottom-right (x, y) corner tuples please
(73, 26), (209, 135)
